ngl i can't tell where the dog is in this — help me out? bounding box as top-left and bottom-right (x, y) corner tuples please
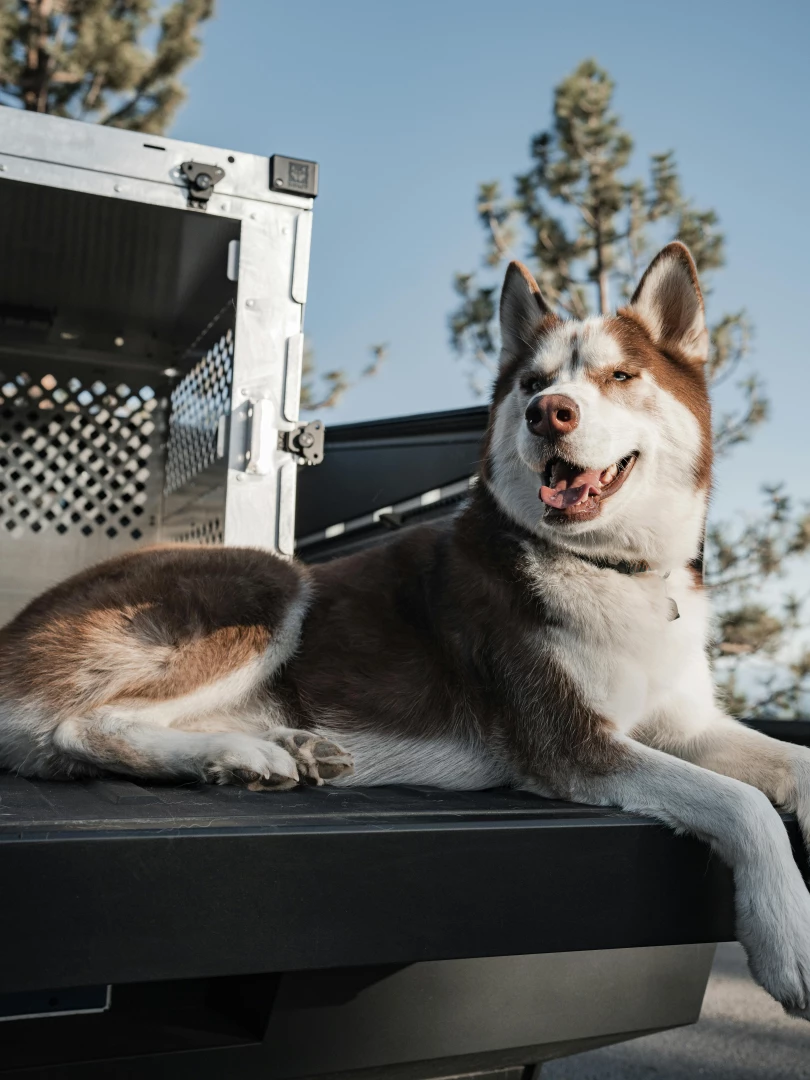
(1, 242), (810, 1017)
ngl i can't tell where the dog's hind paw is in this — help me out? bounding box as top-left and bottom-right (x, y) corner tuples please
(202, 733), (300, 790)
(272, 730), (354, 787)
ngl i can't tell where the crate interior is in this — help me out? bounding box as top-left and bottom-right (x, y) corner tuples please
(0, 179), (240, 624)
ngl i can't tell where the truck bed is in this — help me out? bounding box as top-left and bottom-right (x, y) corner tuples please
(0, 722), (805, 1079)
(0, 773), (746, 996)
(1, 720), (805, 996)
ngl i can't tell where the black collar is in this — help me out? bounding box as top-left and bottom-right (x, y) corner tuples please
(569, 552), (651, 576)
(570, 550), (680, 620)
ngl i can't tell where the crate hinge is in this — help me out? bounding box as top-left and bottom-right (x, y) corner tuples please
(280, 421), (324, 465)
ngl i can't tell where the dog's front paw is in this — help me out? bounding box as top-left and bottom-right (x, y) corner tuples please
(202, 733), (299, 790)
(739, 872), (810, 1019)
(790, 758), (810, 859)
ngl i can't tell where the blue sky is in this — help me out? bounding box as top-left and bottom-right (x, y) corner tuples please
(172, 0), (809, 528)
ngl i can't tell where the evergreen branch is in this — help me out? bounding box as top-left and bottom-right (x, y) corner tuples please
(300, 343), (388, 413)
(1, 0), (213, 133)
(97, 84), (147, 126)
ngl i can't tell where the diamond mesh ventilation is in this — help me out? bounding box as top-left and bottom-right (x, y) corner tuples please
(164, 331), (233, 495)
(174, 516), (224, 545)
(0, 370), (163, 540)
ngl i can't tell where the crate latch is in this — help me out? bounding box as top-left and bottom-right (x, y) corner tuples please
(281, 421), (324, 466)
(180, 161), (226, 210)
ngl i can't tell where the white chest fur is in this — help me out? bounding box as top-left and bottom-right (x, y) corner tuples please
(526, 557), (715, 737)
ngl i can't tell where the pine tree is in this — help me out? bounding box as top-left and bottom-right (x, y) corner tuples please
(450, 59), (810, 717)
(0, 0), (213, 134)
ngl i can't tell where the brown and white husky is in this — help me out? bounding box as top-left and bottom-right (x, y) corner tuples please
(2, 243), (810, 1017)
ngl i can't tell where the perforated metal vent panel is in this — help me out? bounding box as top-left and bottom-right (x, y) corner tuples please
(173, 515), (224, 545)
(0, 369), (165, 541)
(164, 331), (233, 495)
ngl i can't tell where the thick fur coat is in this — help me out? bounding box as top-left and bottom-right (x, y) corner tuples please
(2, 243), (810, 1017)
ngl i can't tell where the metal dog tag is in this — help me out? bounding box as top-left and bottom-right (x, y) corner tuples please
(661, 571), (679, 621)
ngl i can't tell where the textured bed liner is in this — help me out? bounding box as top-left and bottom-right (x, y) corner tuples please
(0, 773), (610, 834)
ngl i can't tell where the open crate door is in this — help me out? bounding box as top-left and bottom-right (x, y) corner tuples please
(0, 112), (315, 625)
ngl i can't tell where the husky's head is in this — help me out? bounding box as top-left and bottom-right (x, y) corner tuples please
(484, 242), (712, 568)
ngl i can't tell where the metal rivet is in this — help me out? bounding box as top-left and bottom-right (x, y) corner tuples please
(236, 473), (245, 481)
(245, 299), (255, 308)
(241, 388), (250, 396)
(250, 212), (257, 220)
(282, 226), (289, 235)
(114, 184), (122, 192)
(0, 164), (7, 172)
(220, 202), (228, 211)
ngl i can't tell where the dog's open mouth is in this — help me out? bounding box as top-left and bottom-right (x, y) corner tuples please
(539, 452), (638, 521)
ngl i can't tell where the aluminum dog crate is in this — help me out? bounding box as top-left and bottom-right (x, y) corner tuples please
(0, 111), (318, 625)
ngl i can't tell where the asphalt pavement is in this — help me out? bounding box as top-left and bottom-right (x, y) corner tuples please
(542, 943), (810, 1079)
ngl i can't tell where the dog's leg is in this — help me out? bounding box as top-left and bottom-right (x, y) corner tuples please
(522, 735), (810, 1019)
(52, 712), (303, 787)
(642, 711), (810, 853)
(46, 714), (353, 787)
(1, 547), (351, 787)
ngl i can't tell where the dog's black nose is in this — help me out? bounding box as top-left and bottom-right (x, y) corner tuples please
(525, 394), (580, 438)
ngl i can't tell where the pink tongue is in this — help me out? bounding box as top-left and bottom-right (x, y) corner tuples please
(539, 467), (604, 510)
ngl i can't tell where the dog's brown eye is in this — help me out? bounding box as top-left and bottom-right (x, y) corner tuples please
(612, 371), (631, 382)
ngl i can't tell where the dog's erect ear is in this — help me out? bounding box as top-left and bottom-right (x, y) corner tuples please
(628, 242), (709, 364)
(499, 261), (552, 367)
